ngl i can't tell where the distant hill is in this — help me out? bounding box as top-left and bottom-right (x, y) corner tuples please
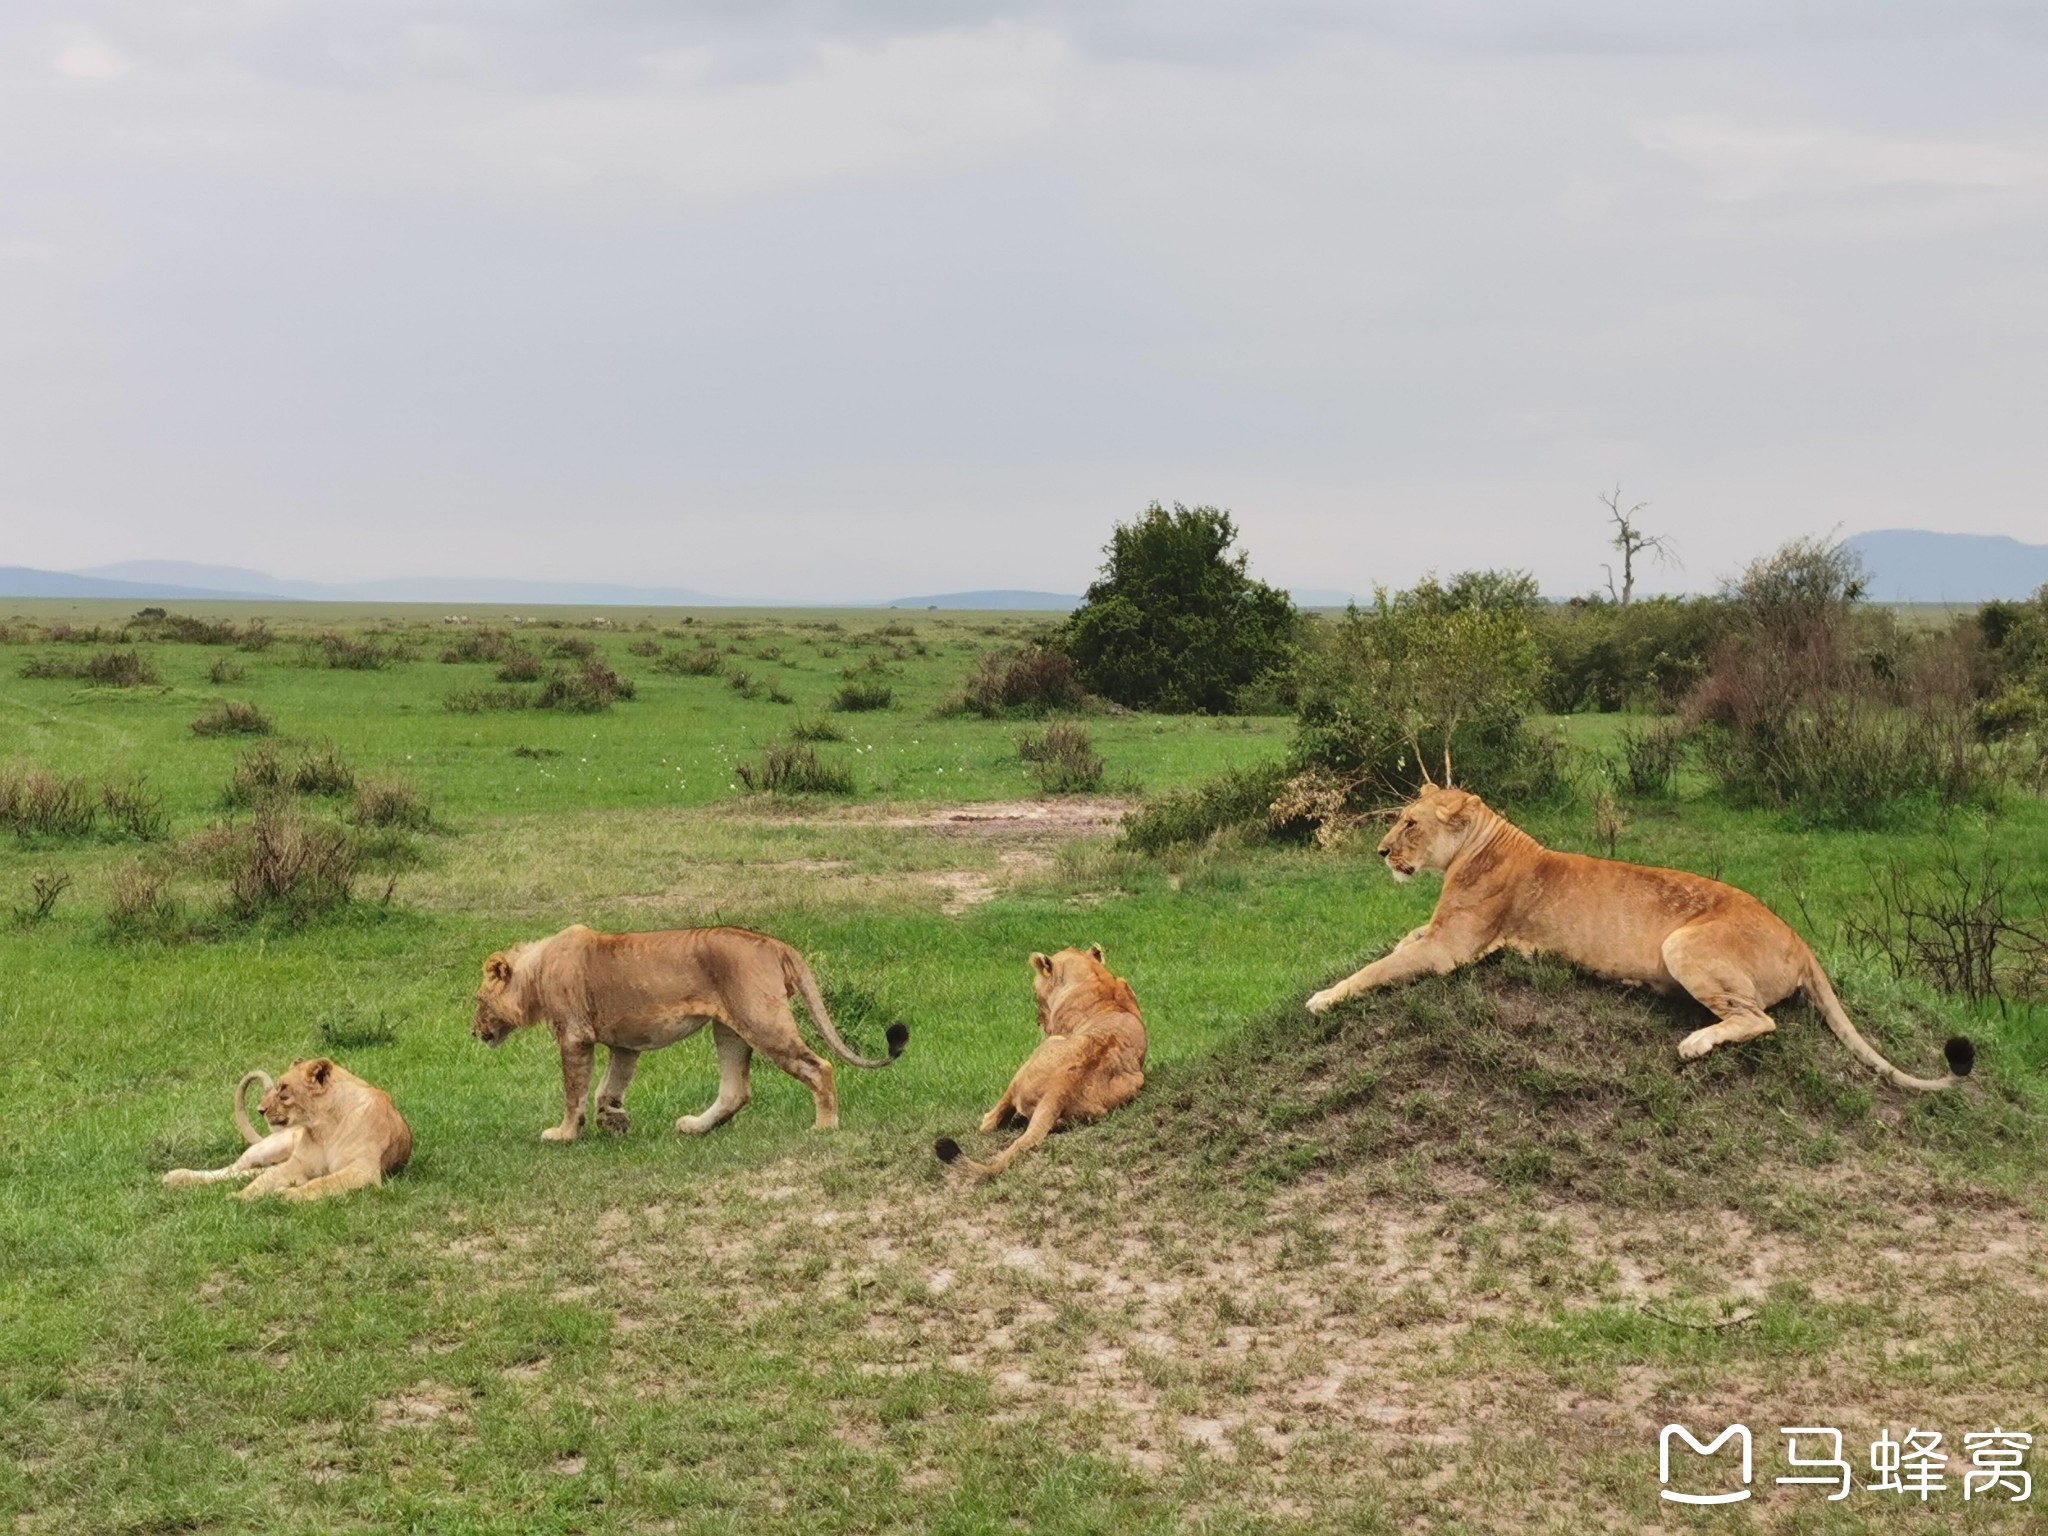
(1846, 531), (2048, 603)
(885, 590), (1080, 610)
(72, 562), (735, 607)
(0, 566), (280, 602)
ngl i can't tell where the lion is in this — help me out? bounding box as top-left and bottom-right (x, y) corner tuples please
(933, 945), (1147, 1177)
(472, 924), (908, 1141)
(1305, 783), (1974, 1092)
(162, 1059), (413, 1200)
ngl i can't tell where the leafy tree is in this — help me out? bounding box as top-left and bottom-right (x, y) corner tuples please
(1060, 503), (1296, 713)
(1294, 573), (1547, 798)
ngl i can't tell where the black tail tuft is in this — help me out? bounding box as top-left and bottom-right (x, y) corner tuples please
(933, 1136), (961, 1164)
(886, 1022), (909, 1059)
(1944, 1036), (1976, 1078)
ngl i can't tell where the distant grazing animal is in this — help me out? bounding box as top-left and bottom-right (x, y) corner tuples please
(472, 924), (908, 1141)
(934, 945), (1147, 1178)
(1306, 782), (1973, 1092)
(162, 1060), (413, 1201)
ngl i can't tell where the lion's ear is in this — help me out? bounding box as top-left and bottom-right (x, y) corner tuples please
(1087, 944), (1104, 963)
(1031, 952), (1054, 977)
(306, 1058), (334, 1089)
(484, 953), (513, 985)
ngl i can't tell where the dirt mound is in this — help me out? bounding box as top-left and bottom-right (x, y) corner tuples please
(1101, 953), (2035, 1213)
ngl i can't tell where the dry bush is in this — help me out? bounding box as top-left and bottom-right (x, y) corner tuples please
(495, 647), (544, 682)
(223, 808), (357, 921)
(191, 700), (273, 737)
(733, 744), (855, 795)
(789, 716), (845, 742)
(225, 743), (355, 805)
(654, 646), (724, 677)
(945, 646), (1086, 718)
(207, 658), (248, 685)
(105, 861), (187, 943)
(546, 635), (597, 660)
(444, 687), (531, 714)
(14, 869), (72, 926)
(627, 637), (663, 658)
(351, 777), (433, 831)
(536, 658), (634, 712)
(1614, 719), (1686, 797)
(832, 681), (893, 712)
(1266, 766), (1367, 849)
(0, 769), (98, 839)
(311, 632), (388, 670)
(439, 628), (517, 664)
(1843, 825), (2048, 1007)
(1016, 721), (1105, 793)
(20, 649), (162, 686)
(100, 777), (169, 841)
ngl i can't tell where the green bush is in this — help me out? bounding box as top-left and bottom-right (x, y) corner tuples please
(944, 647), (1085, 717)
(1121, 760), (1294, 853)
(833, 681), (893, 712)
(1535, 596), (1731, 713)
(734, 744), (856, 795)
(1059, 503), (1296, 713)
(191, 700), (273, 737)
(1017, 722), (1105, 794)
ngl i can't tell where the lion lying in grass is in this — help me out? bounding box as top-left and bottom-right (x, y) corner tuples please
(934, 945), (1147, 1177)
(162, 1059), (413, 1201)
(1307, 783), (1973, 1092)
(473, 924), (907, 1141)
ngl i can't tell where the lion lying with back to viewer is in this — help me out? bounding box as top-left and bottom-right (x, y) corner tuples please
(1306, 781), (1973, 1092)
(162, 1059), (412, 1201)
(473, 924), (908, 1140)
(934, 945), (1147, 1178)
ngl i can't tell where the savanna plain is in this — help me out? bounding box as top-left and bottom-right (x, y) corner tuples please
(2, 601), (2044, 1534)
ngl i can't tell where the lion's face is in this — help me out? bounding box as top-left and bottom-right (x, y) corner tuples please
(471, 951), (524, 1047)
(1376, 788), (1477, 882)
(260, 1058), (335, 1124)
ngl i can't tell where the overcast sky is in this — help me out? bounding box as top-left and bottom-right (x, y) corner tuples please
(3, 3), (2044, 600)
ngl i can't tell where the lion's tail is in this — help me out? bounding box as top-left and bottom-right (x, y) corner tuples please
(934, 1093), (1065, 1179)
(234, 1070), (275, 1145)
(1806, 958), (1973, 1093)
(783, 950), (908, 1070)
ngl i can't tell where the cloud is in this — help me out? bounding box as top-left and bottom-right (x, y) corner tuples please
(52, 37), (132, 81)
(1639, 118), (2048, 207)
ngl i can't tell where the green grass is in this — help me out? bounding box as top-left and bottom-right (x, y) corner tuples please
(2, 601), (2044, 1534)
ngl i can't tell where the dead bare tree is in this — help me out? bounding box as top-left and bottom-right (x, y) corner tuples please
(1598, 485), (1677, 606)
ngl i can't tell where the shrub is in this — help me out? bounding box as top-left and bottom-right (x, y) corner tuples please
(222, 808), (357, 921)
(628, 637), (663, 658)
(101, 776), (169, 841)
(946, 646), (1085, 717)
(833, 681), (893, 712)
(1688, 537), (1996, 826)
(1059, 502), (1297, 713)
(1842, 823), (2048, 1007)
(444, 687), (531, 714)
(226, 743), (355, 805)
(495, 647), (544, 682)
(1615, 719), (1687, 797)
(1017, 722), (1105, 794)
(147, 612), (243, 646)
(728, 668), (761, 700)
(0, 769), (98, 839)
(236, 621), (275, 653)
(207, 658), (248, 685)
(654, 647), (724, 677)
(1535, 595), (1731, 713)
(1292, 573), (1545, 802)
(191, 700), (273, 737)
(789, 717), (845, 742)
(106, 861), (187, 943)
(21, 649), (162, 686)
(439, 628), (518, 664)
(1121, 760), (1294, 853)
(351, 777), (433, 831)
(15, 868), (71, 926)
(547, 635), (598, 660)
(313, 632), (388, 670)
(733, 744), (856, 795)
(536, 658), (635, 712)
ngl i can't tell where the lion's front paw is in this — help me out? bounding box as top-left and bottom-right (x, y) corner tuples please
(1306, 989), (1338, 1016)
(596, 1104), (630, 1137)
(1676, 1027), (1719, 1062)
(540, 1124), (579, 1142)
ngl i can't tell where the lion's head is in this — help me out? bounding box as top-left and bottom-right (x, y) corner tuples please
(1030, 944), (1119, 1033)
(472, 950), (528, 1047)
(1376, 785), (1484, 882)
(259, 1057), (337, 1125)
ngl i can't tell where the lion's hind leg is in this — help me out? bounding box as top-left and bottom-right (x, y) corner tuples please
(677, 1022), (755, 1136)
(279, 1161), (382, 1203)
(163, 1127), (301, 1188)
(1661, 927), (1779, 1063)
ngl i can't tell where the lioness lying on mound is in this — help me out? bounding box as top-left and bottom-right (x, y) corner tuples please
(162, 1059), (413, 1201)
(1306, 784), (1973, 1092)
(934, 945), (1147, 1178)
(473, 924), (908, 1140)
